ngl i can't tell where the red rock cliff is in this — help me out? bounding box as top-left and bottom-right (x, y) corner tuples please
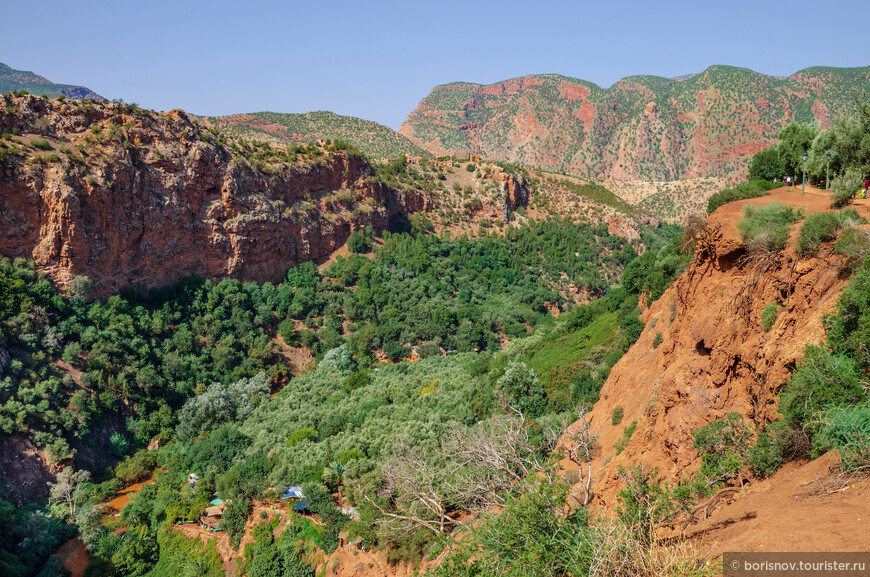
(0, 95), (428, 296)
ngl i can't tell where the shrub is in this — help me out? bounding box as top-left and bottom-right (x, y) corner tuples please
(115, 450), (158, 484)
(834, 227), (870, 262)
(652, 332), (662, 348)
(611, 405), (624, 426)
(319, 344), (355, 372)
(415, 343), (442, 359)
(706, 180), (778, 214)
(67, 275), (93, 299)
(816, 403), (870, 471)
(615, 466), (692, 548)
(278, 318), (299, 346)
(466, 164), (475, 172)
(347, 230), (371, 254)
(831, 188), (856, 209)
(826, 267), (870, 366)
(32, 138), (52, 150)
(692, 413), (753, 483)
(382, 340), (408, 362)
(795, 209), (864, 255)
(779, 346), (866, 432)
(830, 169), (863, 208)
(340, 369), (372, 392)
(496, 361), (546, 418)
(737, 202), (803, 252)
(746, 429), (784, 477)
(748, 147), (785, 181)
(286, 427), (318, 447)
(614, 421), (638, 455)
(761, 302), (779, 331)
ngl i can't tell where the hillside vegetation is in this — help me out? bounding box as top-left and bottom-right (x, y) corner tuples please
(0, 210), (687, 576)
(206, 111), (428, 159)
(0, 90), (689, 574)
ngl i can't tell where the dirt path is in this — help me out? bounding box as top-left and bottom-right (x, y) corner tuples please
(709, 184), (870, 241)
(692, 453), (870, 554)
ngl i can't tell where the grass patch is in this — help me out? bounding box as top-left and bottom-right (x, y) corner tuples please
(737, 201), (803, 252)
(614, 420), (638, 455)
(817, 403), (870, 472)
(525, 311), (619, 408)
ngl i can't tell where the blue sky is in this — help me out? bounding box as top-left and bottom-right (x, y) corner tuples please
(3, 0), (868, 129)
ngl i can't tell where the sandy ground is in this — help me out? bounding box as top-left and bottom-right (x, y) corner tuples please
(692, 453), (870, 554)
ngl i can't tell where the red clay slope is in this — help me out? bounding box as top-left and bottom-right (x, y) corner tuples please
(562, 185), (870, 552)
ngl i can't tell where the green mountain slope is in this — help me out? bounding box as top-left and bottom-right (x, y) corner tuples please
(399, 65), (870, 180)
(0, 61), (103, 100)
(207, 110), (428, 158)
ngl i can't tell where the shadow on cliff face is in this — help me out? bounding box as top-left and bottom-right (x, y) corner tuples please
(0, 435), (54, 505)
(388, 212), (411, 234)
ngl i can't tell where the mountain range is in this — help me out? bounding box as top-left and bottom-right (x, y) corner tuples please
(0, 61), (103, 101)
(5, 62), (869, 182)
(399, 65), (870, 180)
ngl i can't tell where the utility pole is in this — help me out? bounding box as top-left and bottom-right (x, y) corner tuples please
(802, 152), (808, 196)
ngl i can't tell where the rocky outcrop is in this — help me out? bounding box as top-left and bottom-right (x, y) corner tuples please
(563, 189), (862, 508)
(0, 95), (428, 297)
(488, 168), (530, 223)
(0, 435), (54, 505)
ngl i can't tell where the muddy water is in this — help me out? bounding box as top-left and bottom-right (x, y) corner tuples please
(104, 476), (155, 513)
(56, 537), (90, 577)
(54, 474), (156, 573)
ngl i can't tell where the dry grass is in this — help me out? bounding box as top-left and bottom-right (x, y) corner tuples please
(585, 521), (720, 577)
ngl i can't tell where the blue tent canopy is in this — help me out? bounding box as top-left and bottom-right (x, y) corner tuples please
(281, 485), (304, 500)
(292, 500), (310, 511)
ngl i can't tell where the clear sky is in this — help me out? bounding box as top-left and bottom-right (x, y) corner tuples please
(2, 0), (868, 129)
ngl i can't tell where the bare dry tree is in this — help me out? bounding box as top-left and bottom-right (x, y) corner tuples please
(356, 408), (559, 543)
(359, 440), (460, 540)
(563, 406), (598, 506)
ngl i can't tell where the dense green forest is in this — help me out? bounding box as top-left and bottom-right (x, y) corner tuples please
(0, 218), (657, 461)
(0, 209), (688, 576)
